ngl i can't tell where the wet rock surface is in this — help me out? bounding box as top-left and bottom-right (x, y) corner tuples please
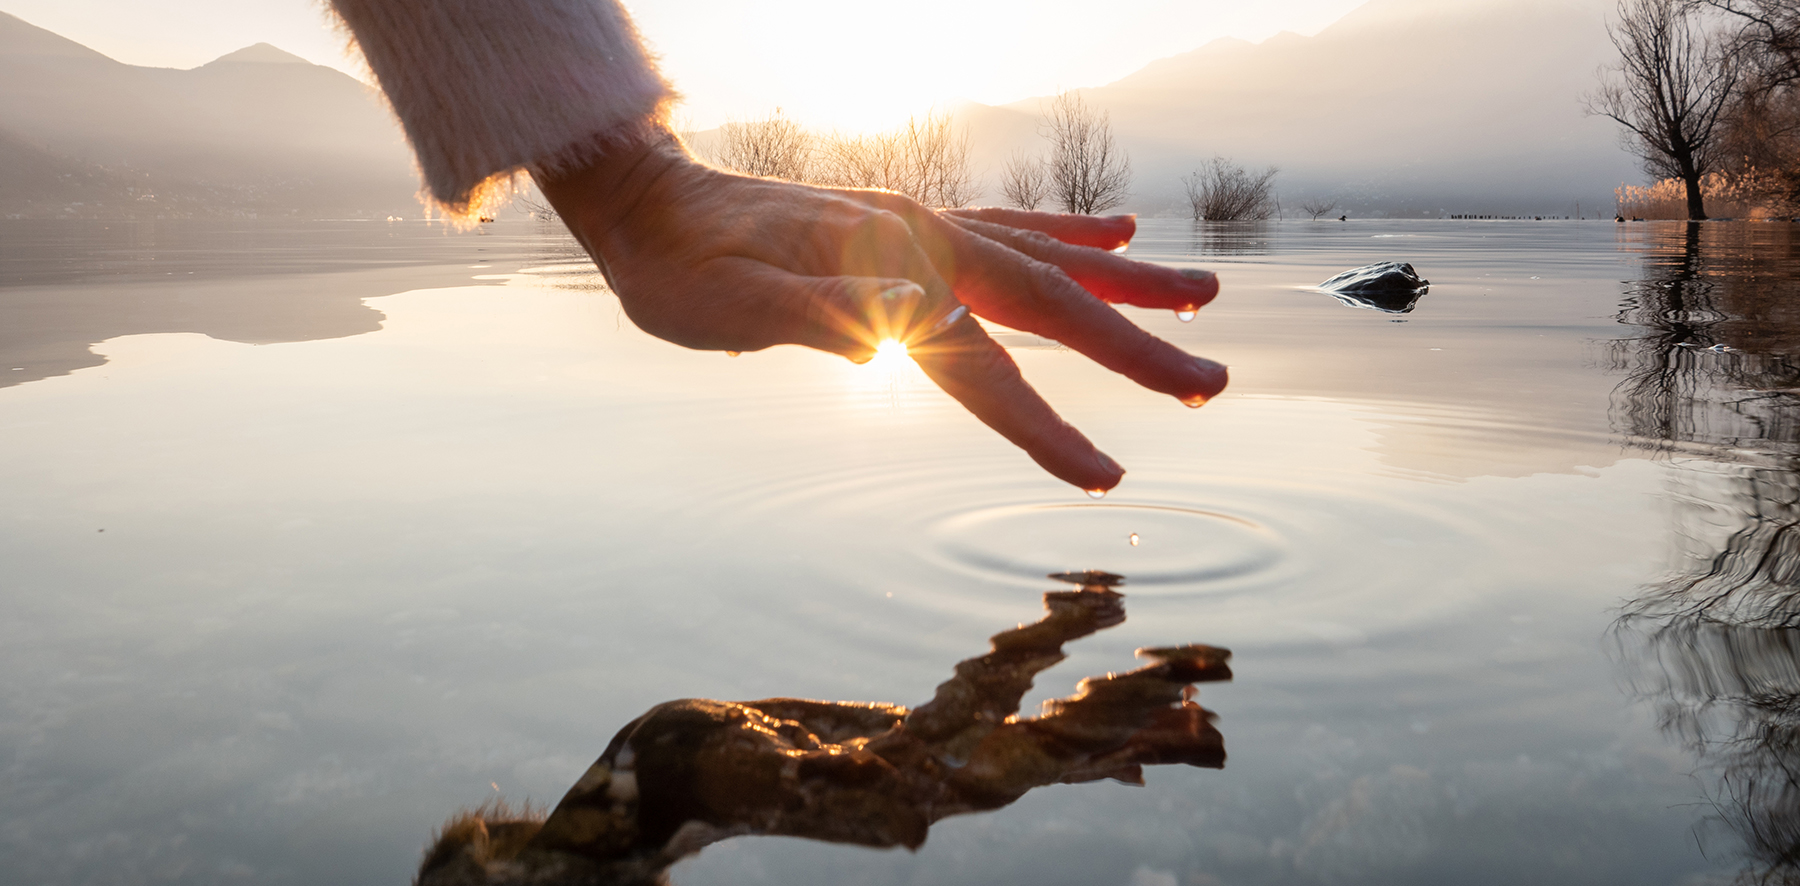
(1317, 261), (1430, 313)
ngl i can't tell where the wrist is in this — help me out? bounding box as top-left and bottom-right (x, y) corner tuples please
(533, 119), (689, 249)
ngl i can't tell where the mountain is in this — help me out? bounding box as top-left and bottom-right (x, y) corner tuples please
(0, 12), (418, 218)
(968, 0), (1640, 216)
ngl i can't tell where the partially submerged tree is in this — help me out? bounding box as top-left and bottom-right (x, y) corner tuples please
(1586, 0), (1740, 219)
(715, 110), (814, 181)
(1042, 92), (1131, 214)
(999, 151), (1051, 210)
(1182, 157), (1278, 220)
(1298, 196), (1340, 220)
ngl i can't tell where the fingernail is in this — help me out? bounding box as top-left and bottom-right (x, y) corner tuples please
(1094, 450), (1124, 478)
(929, 303), (970, 334)
(1179, 268), (1216, 284)
(1182, 358), (1228, 407)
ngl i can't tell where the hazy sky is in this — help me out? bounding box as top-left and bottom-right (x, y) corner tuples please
(4, 0), (1365, 129)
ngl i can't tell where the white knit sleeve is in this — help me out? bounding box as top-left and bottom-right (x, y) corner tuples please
(330, 0), (675, 216)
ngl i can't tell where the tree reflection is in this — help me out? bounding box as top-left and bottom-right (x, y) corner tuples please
(1610, 221), (1800, 881)
(1186, 219), (1273, 257)
(417, 571), (1229, 886)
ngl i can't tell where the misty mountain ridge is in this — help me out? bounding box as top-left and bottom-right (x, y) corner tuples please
(962, 0), (1641, 216)
(3, 0), (1643, 219)
(0, 11), (418, 219)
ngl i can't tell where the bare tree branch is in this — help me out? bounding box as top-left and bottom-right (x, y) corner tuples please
(812, 113), (978, 208)
(1585, 0), (1742, 219)
(713, 110), (815, 182)
(1042, 92), (1132, 215)
(1298, 196), (1340, 220)
(998, 151), (1050, 210)
(1182, 157), (1278, 220)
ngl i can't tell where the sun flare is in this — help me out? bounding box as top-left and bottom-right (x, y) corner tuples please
(868, 338), (911, 368)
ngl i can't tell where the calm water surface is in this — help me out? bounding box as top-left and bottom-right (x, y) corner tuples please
(2, 217), (1798, 885)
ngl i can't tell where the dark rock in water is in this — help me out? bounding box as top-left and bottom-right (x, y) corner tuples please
(1316, 261), (1429, 314)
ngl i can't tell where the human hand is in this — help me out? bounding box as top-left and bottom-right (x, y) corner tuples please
(536, 128), (1227, 493)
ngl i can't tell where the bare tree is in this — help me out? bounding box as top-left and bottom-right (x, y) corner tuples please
(812, 113), (977, 208)
(1703, 0), (1800, 212)
(1042, 92), (1131, 214)
(1182, 157), (1279, 220)
(1299, 196), (1340, 220)
(1586, 0), (1740, 219)
(999, 152), (1050, 210)
(714, 110), (814, 181)
(902, 113), (979, 208)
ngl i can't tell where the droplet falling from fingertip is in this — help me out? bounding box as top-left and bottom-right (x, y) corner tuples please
(725, 350), (740, 357)
(1086, 488), (1107, 500)
(1176, 310), (1196, 322)
(1182, 394), (1210, 408)
(1129, 533), (1140, 546)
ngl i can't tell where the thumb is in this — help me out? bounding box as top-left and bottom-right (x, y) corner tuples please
(766, 272), (951, 363)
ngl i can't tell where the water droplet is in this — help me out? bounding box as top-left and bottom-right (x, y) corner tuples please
(725, 350), (740, 357)
(1129, 533), (1140, 546)
(1086, 488), (1107, 500)
(1181, 394), (1210, 408)
(1175, 310), (1196, 322)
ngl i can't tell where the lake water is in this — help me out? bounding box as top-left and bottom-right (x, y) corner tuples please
(2, 216), (1797, 885)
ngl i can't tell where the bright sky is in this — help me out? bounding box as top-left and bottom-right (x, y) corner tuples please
(4, 0), (1365, 131)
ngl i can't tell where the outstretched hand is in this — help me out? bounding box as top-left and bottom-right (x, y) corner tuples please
(537, 128), (1227, 492)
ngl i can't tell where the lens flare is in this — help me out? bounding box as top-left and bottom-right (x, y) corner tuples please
(865, 338), (913, 370)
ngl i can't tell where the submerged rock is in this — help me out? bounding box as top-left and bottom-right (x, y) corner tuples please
(1317, 261), (1430, 313)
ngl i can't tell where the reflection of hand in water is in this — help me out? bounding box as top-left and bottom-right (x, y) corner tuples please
(417, 571), (1229, 885)
(539, 130), (1229, 493)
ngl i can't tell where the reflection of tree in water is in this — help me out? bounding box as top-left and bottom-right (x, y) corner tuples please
(1186, 220), (1273, 257)
(1607, 222), (1800, 451)
(1610, 222), (1800, 881)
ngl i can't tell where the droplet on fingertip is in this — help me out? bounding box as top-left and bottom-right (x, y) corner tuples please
(725, 350), (740, 357)
(1176, 310), (1196, 322)
(1181, 394), (1210, 408)
(1086, 488), (1107, 500)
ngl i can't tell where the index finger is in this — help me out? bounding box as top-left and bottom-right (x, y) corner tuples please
(942, 208), (1136, 251)
(947, 214), (1218, 313)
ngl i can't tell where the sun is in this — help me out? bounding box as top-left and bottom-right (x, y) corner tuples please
(867, 338), (911, 369)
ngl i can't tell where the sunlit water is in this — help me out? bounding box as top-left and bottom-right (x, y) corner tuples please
(3, 216), (1798, 885)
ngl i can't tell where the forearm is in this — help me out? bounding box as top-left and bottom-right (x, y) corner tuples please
(328, 0), (676, 216)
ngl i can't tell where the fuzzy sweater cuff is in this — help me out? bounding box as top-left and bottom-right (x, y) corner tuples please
(330, 0), (674, 216)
